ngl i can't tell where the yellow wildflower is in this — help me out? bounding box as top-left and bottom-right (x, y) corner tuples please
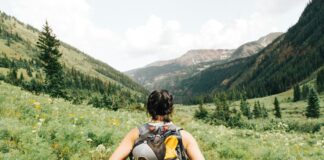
(69, 113), (75, 117)
(112, 118), (120, 126)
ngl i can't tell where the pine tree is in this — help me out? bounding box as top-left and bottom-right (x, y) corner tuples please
(302, 85), (310, 100)
(36, 21), (65, 98)
(239, 97), (252, 119)
(19, 72), (24, 82)
(213, 96), (230, 122)
(293, 85), (301, 102)
(274, 97), (281, 118)
(6, 67), (18, 85)
(306, 88), (321, 118)
(194, 100), (208, 119)
(261, 104), (268, 118)
(253, 101), (262, 118)
(5, 32), (11, 46)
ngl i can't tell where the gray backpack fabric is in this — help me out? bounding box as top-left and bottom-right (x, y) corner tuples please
(130, 122), (187, 160)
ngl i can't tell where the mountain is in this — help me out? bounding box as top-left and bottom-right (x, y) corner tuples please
(229, 32), (283, 60)
(126, 49), (234, 90)
(0, 11), (147, 104)
(175, 0), (324, 103)
(147, 49), (233, 67)
(126, 33), (281, 92)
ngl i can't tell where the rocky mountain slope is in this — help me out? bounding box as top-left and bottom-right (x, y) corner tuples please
(126, 33), (281, 91)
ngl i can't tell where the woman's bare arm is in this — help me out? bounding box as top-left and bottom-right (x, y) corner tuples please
(180, 130), (205, 160)
(109, 128), (139, 160)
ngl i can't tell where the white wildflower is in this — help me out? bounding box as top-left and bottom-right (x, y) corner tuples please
(86, 138), (93, 142)
(96, 144), (106, 153)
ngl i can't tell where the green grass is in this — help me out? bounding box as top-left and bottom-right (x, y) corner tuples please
(0, 81), (323, 159)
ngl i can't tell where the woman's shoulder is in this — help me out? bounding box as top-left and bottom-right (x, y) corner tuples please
(126, 127), (140, 140)
(179, 130), (195, 149)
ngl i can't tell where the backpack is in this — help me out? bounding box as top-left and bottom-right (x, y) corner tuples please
(130, 122), (187, 160)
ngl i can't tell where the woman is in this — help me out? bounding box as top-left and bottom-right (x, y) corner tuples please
(109, 90), (205, 160)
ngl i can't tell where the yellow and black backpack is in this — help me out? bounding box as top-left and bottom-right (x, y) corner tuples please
(130, 122), (187, 160)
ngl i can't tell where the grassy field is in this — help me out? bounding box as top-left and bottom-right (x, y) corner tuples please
(0, 81), (324, 160)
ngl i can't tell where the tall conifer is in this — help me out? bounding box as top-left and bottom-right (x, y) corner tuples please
(306, 88), (320, 118)
(36, 21), (65, 98)
(274, 97), (281, 118)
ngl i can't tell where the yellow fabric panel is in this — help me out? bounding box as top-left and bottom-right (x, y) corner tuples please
(164, 135), (178, 159)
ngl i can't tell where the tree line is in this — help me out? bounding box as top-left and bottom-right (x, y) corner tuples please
(195, 85), (321, 129)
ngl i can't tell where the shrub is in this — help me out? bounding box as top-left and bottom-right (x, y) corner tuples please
(0, 129), (10, 140)
(194, 103), (208, 120)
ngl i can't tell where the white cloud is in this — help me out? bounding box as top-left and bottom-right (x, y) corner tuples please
(2, 0), (308, 71)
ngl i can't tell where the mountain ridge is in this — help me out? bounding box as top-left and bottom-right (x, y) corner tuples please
(126, 32), (282, 92)
(174, 0), (324, 102)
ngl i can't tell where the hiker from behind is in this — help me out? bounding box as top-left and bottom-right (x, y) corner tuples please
(109, 90), (205, 160)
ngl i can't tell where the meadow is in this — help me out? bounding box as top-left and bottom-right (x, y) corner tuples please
(0, 81), (324, 160)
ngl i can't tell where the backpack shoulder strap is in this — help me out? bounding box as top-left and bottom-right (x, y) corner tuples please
(135, 123), (151, 145)
(138, 123), (149, 136)
(129, 123), (150, 160)
(175, 128), (187, 160)
(167, 124), (187, 160)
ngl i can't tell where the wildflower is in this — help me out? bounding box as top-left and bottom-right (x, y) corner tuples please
(69, 113), (75, 117)
(33, 101), (41, 106)
(32, 130), (37, 133)
(86, 138), (93, 142)
(112, 119), (120, 126)
(34, 105), (42, 110)
(39, 118), (45, 122)
(96, 144), (106, 153)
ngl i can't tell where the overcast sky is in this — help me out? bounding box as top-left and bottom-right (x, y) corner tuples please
(1, 0), (309, 71)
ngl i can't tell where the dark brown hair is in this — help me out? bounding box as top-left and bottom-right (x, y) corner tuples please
(147, 90), (174, 122)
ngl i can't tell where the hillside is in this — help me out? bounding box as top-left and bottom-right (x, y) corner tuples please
(175, 0), (324, 101)
(0, 81), (323, 159)
(126, 33), (280, 91)
(0, 11), (147, 103)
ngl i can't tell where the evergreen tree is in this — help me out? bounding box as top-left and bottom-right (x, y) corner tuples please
(194, 100), (208, 119)
(293, 85), (301, 102)
(36, 21), (65, 98)
(260, 104), (268, 118)
(19, 72), (24, 82)
(5, 34), (11, 46)
(274, 97), (281, 118)
(253, 101), (262, 118)
(316, 69), (324, 93)
(6, 67), (18, 85)
(302, 85), (310, 100)
(239, 97), (252, 119)
(306, 88), (321, 118)
(213, 96), (230, 122)
(26, 66), (33, 77)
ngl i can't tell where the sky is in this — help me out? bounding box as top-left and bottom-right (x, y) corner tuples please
(1, 0), (310, 71)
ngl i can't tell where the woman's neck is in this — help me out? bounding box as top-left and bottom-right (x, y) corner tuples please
(151, 115), (169, 122)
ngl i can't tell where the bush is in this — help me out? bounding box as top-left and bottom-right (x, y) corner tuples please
(286, 120), (323, 133)
(194, 103), (208, 120)
(0, 129), (10, 140)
